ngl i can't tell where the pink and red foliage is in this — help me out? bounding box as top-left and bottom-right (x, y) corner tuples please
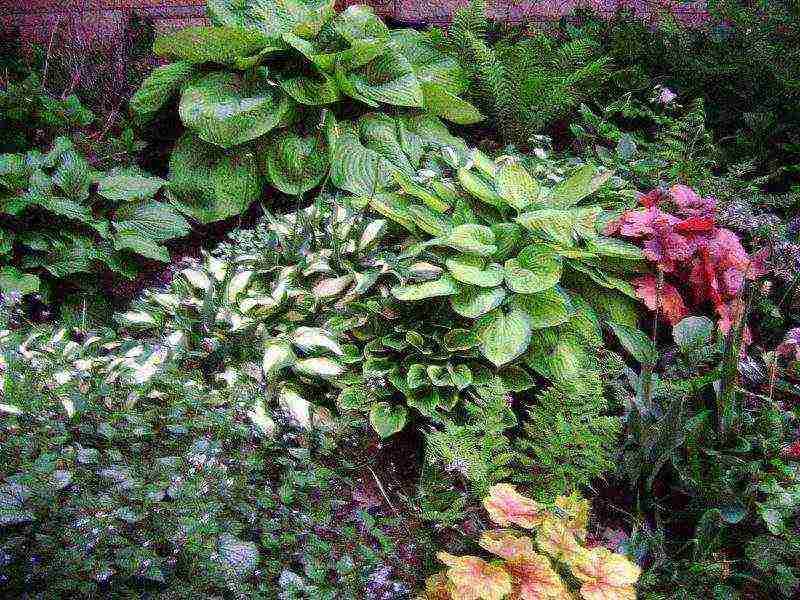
(607, 184), (758, 336)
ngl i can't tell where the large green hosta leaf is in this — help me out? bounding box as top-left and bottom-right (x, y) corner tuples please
(419, 82), (484, 125)
(510, 287), (574, 329)
(130, 61), (196, 121)
(359, 113), (418, 174)
(339, 47), (423, 107)
(278, 64), (340, 104)
(477, 307), (532, 367)
(168, 132), (262, 224)
(504, 244), (562, 294)
(545, 164), (612, 208)
(153, 26), (277, 65)
(0, 267), (39, 295)
(208, 0), (335, 39)
(515, 206), (601, 246)
(258, 130), (327, 195)
(328, 122), (386, 197)
(333, 5), (389, 43)
(179, 71), (292, 148)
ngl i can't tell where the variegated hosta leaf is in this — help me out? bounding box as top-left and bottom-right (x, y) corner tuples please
(495, 161), (540, 211)
(450, 286), (507, 319)
(408, 204), (452, 237)
(446, 255), (504, 287)
(477, 307), (532, 367)
(457, 168), (505, 208)
(442, 224), (497, 256)
(358, 219), (387, 251)
(179, 71), (292, 149)
(313, 274), (353, 299)
(391, 275), (460, 301)
(369, 193), (416, 232)
(168, 132), (262, 224)
(504, 244), (562, 294)
(208, 0), (335, 40)
(291, 327), (343, 355)
(259, 130), (327, 195)
(130, 61), (196, 121)
(510, 287), (574, 329)
(262, 341), (296, 380)
(420, 81), (484, 125)
(292, 357), (344, 378)
(153, 26), (276, 65)
(278, 387), (312, 429)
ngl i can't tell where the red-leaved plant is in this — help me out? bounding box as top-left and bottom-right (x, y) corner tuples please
(606, 184), (758, 337)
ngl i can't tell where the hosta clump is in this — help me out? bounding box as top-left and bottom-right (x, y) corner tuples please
(131, 0), (481, 223)
(117, 196), (402, 430)
(369, 149), (646, 370)
(418, 484), (641, 600)
(0, 137), (188, 298)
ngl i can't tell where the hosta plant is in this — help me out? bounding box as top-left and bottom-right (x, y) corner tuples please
(368, 148), (647, 369)
(0, 137), (188, 298)
(130, 0), (481, 223)
(417, 484), (641, 600)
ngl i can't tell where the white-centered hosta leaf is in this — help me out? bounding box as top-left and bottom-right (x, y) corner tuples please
(225, 270), (254, 303)
(291, 327), (343, 355)
(358, 219), (387, 251)
(392, 275), (460, 301)
(179, 71), (291, 149)
(262, 341), (296, 380)
(446, 255), (504, 287)
(450, 285), (507, 318)
(293, 357), (344, 378)
(313, 274), (353, 299)
(504, 244), (562, 294)
(181, 268), (211, 290)
(247, 399), (276, 437)
(477, 307), (533, 367)
(278, 387), (312, 429)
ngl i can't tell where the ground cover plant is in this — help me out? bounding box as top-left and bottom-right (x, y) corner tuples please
(1, 0), (800, 598)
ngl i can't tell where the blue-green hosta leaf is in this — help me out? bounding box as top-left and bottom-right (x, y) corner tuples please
(113, 235), (170, 262)
(179, 71), (292, 148)
(510, 287), (574, 329)
(258, 130), (327, 195)
(342, 47), (423, 107)
(391, 275), (460, 301)
(209, 0), (335, 39)
(504, 244), (562, 294)
(450, 286), (507, 318)
(495, 161), (540, 210)
(446, 255), (504, 287)
(130, 61), (196, 121)
(441, 224), (496, 256)
(113, 201), (190, 241)
(420, 81), (484, 125)
(546, 164), (612, 208)
(278, 66), (340, 104)
(168, 132), (262, 224)
(96, 169), (166, 202)
(477, 307), (533, 367)
(153, 26), (277, 65)
(0, 267), (39, 295)
(369, 402), (407, 438)
(358, 113), (417, 173)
